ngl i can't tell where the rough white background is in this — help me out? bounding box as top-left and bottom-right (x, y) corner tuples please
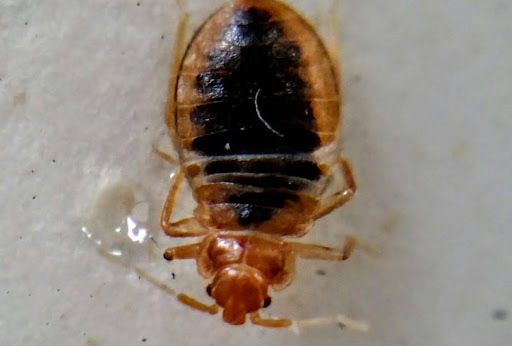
(1, 0), (511, 345)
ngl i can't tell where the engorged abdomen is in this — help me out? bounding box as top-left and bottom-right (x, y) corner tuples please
(174, 0), (340, 233)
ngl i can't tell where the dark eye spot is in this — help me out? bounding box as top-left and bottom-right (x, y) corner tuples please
(206, 284), (213, 297)
(263, 296), (272, 308)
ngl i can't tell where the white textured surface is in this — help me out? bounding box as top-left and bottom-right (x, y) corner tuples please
(1, 0), (511, 345)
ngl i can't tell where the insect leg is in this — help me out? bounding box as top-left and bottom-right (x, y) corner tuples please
(165, 0), (190, 131)
(313, 155), (357, 219)
(160, 167), (184, 229)
(287, 235), (357, 261)
(249, 312), (292, 328)
(163, 217), (209, 238)
(152, 145), (178, 165)
(160, 169), (209, 237)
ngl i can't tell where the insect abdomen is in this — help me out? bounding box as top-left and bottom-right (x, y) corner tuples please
(175, 0), (340, 232)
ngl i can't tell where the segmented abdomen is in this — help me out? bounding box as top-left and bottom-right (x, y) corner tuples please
(175, 1), (339, 229)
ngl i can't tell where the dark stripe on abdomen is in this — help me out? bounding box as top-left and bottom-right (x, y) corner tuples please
(207, 173), (307, 191)
(204, 157), (321, 180)
(189, 6), (320, 156)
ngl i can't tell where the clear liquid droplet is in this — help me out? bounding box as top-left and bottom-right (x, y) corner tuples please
(81, 182), (156, 266)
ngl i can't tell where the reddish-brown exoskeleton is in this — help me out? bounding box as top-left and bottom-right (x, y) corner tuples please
(159, 0), (358, 327)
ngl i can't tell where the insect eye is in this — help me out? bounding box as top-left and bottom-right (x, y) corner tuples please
(263, 297), (272, 308)
(206, 284), (213, 297)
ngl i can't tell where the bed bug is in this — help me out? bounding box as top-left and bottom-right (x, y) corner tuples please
(159, 0), (358, 327)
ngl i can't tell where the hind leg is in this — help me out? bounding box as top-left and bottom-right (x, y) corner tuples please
(165, 0), (190, 130)
(159, 0), (203, 237)
(160, 167), (208, 237)
(152, 0), (190, 164)
(314, 155), (357, 219)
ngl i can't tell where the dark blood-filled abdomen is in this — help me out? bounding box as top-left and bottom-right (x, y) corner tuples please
(174, 0), (340, 231)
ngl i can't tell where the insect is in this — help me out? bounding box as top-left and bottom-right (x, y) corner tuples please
(160, 0), (358, 327)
